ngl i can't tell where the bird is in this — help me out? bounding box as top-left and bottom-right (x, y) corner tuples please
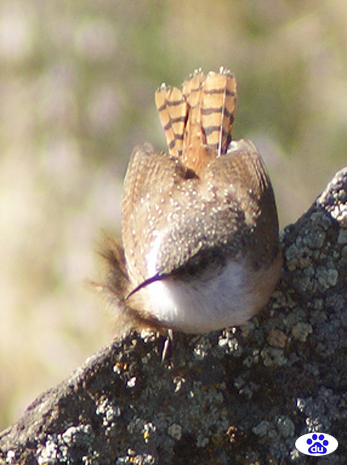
(99, 67), (282, 335)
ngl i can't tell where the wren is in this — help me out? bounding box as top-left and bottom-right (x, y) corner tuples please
(100, 68), (282, 334)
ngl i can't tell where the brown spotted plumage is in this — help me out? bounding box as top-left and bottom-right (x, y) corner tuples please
(100, 68), (281, 335)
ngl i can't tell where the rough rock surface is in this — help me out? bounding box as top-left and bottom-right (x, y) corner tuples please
(1, 167), (347, 465)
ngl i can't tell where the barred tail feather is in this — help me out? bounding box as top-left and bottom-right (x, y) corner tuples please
(202, 69), (237, 155)
(155, 68), (238, 174)
(155, 84), (187, 158)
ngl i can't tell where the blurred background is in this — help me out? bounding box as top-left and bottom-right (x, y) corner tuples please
(1, 0), (347, 430)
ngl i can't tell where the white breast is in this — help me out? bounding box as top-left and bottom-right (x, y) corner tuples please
(143, 260), (263, 333)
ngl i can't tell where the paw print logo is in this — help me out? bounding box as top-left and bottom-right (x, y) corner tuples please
(295, 432), (338, 456)
(306, 434), (329, 454)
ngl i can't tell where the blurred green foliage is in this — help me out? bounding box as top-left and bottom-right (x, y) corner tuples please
(1, 0), (347, 429)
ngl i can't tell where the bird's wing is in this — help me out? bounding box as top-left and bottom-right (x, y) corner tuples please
(121, 142), (190, 286)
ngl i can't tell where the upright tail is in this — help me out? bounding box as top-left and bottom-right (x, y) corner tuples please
(155, 68), (237, 174)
